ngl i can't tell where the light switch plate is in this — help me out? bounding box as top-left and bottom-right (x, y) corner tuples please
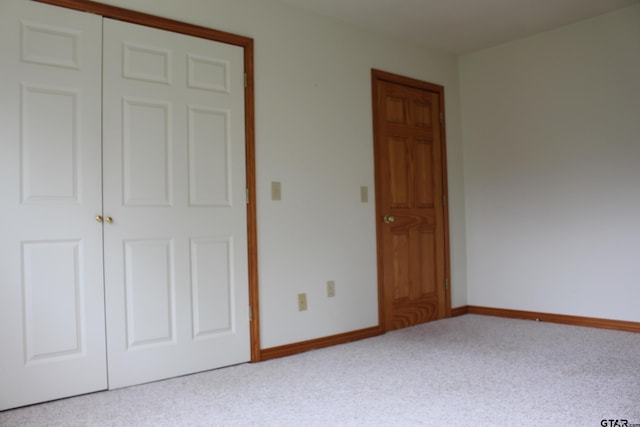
(360, 186), (368, 203)
(327, 280), (336, 297)
(271, 182), (281, 201)
(297, 293), (307, 311)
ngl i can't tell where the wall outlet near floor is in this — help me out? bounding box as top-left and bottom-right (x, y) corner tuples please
(327, 280), (336, 297)
(297, 293), (307, 311)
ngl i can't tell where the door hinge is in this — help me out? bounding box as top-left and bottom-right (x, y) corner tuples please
(244, 73), (247, 88)
(442, 194), (447, 206)
(445, 278), (449, 291)
(246, 188), (250, 204)
(249, 305), (253, 321)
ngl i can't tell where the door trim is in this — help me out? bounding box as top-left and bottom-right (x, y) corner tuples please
(371, 69), (452, 331)
(35, 0), (261, 362)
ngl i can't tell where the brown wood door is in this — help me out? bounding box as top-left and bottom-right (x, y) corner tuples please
(372, 70), (450, 331)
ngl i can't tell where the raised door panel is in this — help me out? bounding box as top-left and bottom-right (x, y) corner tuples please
(388, 137), (411, 208)
(21, 241), (85, 362)
(414, 139), (435, 208)
(188, 107), (231, 206)
(20, 85), (80, 203)
(190, 237), (234, 338)
(122, 98), (172, 206)
(124, 239), (176, 348)
(0, 0), (105, 411)
(102, 18), (249, 389)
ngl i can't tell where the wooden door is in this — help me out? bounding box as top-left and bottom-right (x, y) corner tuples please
(0, 0), (106, 410)
(102, 18), (250, 389)
(372, 70), (450, 331)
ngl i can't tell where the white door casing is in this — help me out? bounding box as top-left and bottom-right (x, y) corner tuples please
(0, 0), (106, 410)
(102, 19), (250, 388)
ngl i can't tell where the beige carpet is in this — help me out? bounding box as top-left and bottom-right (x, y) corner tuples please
(1, 314), (639, 426)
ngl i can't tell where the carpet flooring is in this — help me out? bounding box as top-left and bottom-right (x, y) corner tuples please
(1, 314), (639, 426)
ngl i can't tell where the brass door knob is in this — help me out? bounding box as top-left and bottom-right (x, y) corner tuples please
(383, 215), (395, 224)
(106, 217), (113, 224)
(96, 215), (103, 223)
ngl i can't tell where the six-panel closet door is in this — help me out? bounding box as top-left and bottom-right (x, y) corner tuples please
(102, 18), (250, 389)
(0, 0), (250, 410)
(0, 0), (106, 410)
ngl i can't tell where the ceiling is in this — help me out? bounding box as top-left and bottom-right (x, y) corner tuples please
(275, 0), (640, 54)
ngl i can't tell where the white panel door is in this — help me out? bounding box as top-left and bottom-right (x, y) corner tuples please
(0, 0), (106, 410)
(102, 19), (250, 388)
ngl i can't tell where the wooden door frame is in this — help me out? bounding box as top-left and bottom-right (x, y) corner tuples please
(371, 69), (452, 331)
(35, 0), (261, 362)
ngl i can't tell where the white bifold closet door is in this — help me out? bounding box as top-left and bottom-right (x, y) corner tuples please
(102, 18), (250, 389)
(0, 0), (250, 410)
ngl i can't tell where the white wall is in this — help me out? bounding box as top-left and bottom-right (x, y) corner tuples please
(460, 5), (640, 321)
(95, 0), (467, 348)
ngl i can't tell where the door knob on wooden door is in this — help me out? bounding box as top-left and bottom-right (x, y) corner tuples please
(383, 215), (395, 224)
